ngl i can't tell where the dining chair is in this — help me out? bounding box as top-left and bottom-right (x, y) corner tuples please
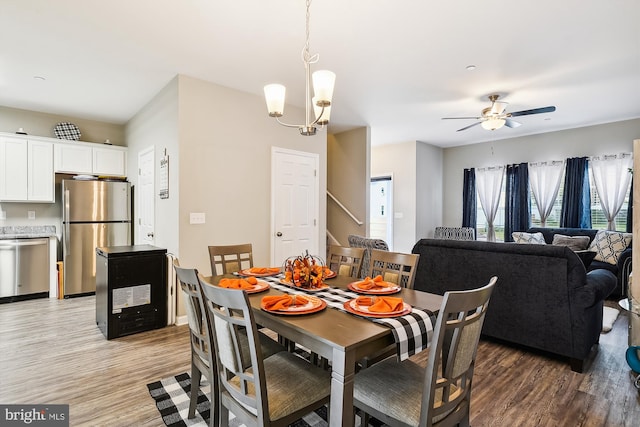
(358, 249), (421, 368)
(198, 276), (332, 427)
(208, 243), (254, 276)
(174, 260), (284, 426)
(368, 248), (420, 289)
(354, 276), (497, 427)
(327, 245), (365, 278)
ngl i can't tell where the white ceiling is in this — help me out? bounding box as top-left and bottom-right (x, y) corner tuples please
(1, 0), (639, 147)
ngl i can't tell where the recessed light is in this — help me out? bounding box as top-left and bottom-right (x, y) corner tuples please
(466, 65), (476, 71)
(33, 76), (46, 81)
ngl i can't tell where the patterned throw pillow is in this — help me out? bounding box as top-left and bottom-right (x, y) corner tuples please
(512, 232), (546, 244)
(551, 234), (591, 251)
(588, 230), (632, 265)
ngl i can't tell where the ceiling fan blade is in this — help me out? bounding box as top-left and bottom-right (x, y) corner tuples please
(504, 118), (522, 128)
(456, 122), (482, 132)
(509, 106), (556, 117)
(442, 116), (482, 120)
(490, 101), (508, 115)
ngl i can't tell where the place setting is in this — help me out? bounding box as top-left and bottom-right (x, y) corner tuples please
(343, 295), (412, 318)
(347, 275), (401, 295)
(238, 266), (282, 277)
(260, 294), (327, 315)
(217, 276), (270, 294)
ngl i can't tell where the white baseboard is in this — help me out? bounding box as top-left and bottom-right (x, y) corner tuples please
(175, 315), (188, 326)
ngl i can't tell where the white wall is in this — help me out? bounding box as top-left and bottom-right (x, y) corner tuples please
(442, 118), (640, 226)
(416, 141), (443, 240)
(372, 141), (417, 253)
(125, 76), (180, 259)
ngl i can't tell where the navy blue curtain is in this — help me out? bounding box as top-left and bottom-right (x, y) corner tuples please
(504, 163), (530, 242)
(560, 157), (591, 228)
(627, 177), (633, 233)
(462, 168), (476, 231)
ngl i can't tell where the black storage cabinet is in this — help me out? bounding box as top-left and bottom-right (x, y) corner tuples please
(96, 245), (167, 339)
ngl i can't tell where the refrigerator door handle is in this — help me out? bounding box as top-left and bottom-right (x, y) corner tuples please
(64, 188), (70, 256)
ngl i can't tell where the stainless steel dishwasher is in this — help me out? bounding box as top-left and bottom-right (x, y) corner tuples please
(0, 238), (50, 298)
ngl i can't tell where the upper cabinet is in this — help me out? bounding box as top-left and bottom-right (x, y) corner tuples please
(0, 136), (54, 202)
(55, 141), (127, 176)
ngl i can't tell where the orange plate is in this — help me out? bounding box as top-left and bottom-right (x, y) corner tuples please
(261, 295), (327, 315)
(238, 268), (281, 277)
(245, 280), (270, 294)
(323, 269), (337, 279)
(279, 279), (330, 292)
(347, 281), (401, 295)
(342, 299), (412, 318)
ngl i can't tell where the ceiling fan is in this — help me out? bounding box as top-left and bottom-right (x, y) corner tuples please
(442, 94), (556, 132)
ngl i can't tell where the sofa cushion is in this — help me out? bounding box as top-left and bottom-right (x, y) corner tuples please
(512, 231), (546, 244)
(588, 230), (632, 265)
(574, 250), (597, 268)
(552, 234), (590, 251)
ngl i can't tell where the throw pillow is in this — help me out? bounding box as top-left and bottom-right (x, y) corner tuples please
(512, 231), (546, 244)
(588, 230), (632, 265)
(574, 250), (597, 268)
(552, 234), (591, 251)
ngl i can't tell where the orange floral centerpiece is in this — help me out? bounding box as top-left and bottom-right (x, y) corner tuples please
(283, 251), (325, 289)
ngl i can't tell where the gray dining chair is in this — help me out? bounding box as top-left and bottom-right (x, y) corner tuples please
(174, 260), (284, 426)
(354, 276), (497, 427)
(358, 249), (421, 368)
(327, 245), (365, 278)
(198, 275), (332, 427)
(208, 243), (254, 276)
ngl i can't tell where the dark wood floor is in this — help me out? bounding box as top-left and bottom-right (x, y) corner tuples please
(0, 296), (638, 426)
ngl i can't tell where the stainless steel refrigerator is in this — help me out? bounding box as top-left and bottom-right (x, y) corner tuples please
(62, 179), (131, 296)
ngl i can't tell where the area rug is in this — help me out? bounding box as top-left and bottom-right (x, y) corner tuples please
(147, 373), (383, 427)
(602, 306), (620, 333)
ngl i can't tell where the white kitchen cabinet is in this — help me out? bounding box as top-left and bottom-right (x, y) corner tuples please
(55, 141), (127, 176)
(0, 136), (54, 202)
(54, 143), (93, 174)
(93, 146), (127, 176)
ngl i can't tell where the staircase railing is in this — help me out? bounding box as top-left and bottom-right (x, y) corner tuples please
(327, 190), (364, 225)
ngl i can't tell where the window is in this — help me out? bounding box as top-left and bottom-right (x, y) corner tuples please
(475, 180), (506, 241)
(589, 173), (629, 231)
(530, 171), (565, 228)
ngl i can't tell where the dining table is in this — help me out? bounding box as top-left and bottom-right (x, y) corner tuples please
(203, 273), (443, 427)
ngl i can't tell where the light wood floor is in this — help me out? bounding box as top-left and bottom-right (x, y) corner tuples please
(0, 296), (638, 427)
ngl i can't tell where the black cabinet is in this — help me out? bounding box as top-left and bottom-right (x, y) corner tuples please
(96, 245), (167, 339)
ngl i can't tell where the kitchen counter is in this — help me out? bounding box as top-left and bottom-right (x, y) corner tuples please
(0, 225), (57, 239)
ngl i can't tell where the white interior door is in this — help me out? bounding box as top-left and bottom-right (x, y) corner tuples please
(271, 148), (319, 265)
(137, 146), (155, 245)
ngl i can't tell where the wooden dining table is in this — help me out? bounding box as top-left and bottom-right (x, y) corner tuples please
(203, 274), (443, 427)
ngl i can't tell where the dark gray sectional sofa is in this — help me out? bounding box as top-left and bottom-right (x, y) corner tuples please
(526, 227), (631, 298)
(412, 238), (618, 372)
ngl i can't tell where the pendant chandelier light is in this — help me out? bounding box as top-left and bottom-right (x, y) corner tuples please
(263, 0), (335, 136)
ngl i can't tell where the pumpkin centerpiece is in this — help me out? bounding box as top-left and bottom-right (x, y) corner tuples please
(283, 251), (325, 289)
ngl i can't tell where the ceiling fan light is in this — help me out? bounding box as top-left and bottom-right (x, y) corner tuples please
(481, 118), (506, 131)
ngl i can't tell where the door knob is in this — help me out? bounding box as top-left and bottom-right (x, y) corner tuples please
(147, 232), (154, 238)
(276, 232), (282, 237)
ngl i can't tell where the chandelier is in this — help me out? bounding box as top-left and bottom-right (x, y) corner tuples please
(263, 0), (335, 136)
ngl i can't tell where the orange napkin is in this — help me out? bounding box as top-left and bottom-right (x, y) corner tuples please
(354, 275), (388, 290)
(249, 267), (281, 274)
(262, 294), (309, 310)
(356, 296), (404, 313)
(218, 277), (257, 290)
